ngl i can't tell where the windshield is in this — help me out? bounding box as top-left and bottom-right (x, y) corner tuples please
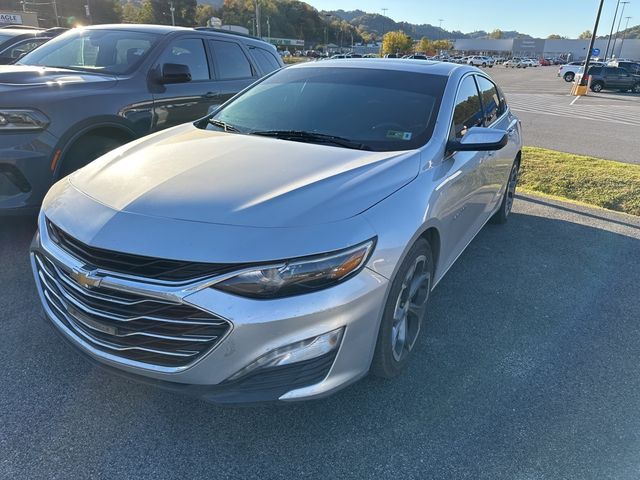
(18, 29), (159, 74)
(206, 66), (447, 151)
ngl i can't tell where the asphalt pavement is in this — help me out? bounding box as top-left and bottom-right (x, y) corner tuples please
(2, 194), (639, 479)
(486, 66), (640, 164)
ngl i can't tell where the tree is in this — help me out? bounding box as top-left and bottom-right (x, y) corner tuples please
(196, 4), (216, 26)
(122, 2), (144, 23)
(141, 0), (198, 26)
(382, 30), (413, 55)
(415, 36), (432, 54)
(489, 29), (504, 39)
(547, 34), (563, 39)
(578, 30), (593, 39)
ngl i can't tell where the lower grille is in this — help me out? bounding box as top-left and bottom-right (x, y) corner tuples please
(33, 252), (230, 368)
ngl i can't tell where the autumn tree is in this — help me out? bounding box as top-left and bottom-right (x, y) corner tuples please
(547, 34), (563, 39)
(140, 0), (198, 26)
(382, 30), (413, 55)
(578, 30), (593, 39)
(196, 4), (216, 26)
(489, 29), (504, 39)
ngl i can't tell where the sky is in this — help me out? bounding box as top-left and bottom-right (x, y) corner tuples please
(305, 0), (640, 38)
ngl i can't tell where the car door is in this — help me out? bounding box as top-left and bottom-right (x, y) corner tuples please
(438, 75), (489, 268)
(475, 75), (518, 214)
(604, 67), (621, 89)
(150, 36), (219, 131)
(616, 68), (633, 89)
(208, 39), (259, 107)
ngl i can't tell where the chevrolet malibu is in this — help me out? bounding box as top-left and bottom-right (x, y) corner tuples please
(31, 60), (522, 403)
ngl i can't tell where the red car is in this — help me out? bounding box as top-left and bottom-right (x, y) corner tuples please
(539, 58), (552, 66)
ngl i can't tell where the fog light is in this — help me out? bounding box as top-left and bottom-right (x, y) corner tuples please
(227, 327), (344, 381)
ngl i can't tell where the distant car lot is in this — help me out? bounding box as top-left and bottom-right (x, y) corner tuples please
(486, 66), (640, 164)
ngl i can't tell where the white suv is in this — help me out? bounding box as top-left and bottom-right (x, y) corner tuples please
(467, 56), (494, 68)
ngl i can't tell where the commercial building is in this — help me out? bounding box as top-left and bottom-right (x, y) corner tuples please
(453, 37), (640, 60)
(0, 11), (39, 27)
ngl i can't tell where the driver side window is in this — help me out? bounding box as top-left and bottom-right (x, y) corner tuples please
(157, 38), (210, 81)
(450, 76), (483, 140)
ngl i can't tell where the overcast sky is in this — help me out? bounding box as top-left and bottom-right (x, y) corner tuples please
(305, 0), (639, 38)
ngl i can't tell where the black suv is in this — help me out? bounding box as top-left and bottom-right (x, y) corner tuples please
(587, 66), (640, 93)
(0, 24), (283, 214)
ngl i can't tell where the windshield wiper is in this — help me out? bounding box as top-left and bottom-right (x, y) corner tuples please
(250, 130), (369, 150)
(208, 119), (241, 133)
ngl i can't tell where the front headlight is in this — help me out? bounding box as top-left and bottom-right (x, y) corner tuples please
(0, 109), (49, 130)
(214, 238), (376, 299)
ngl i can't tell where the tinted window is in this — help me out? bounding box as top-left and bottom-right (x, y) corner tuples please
(0, 38), (47, 59)
(158, 38), (209, 81)
(451, 76), (483, 140)
(210, 40), (253, 79)
(207, 67), (447, 152)
(476, 76), (503, 125)
(618, 68), (630, 76)
(249, 47), (280, 74)
(19, 29), (158, 74)
(588, 67), (602, 75)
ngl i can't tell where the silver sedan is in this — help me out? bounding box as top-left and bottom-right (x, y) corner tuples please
(30, 59), (522, 403)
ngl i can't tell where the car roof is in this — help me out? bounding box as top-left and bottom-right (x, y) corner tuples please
(290, 58), (469, 76)
(83, 24), (192, 35)
(0, 28), (40, 37)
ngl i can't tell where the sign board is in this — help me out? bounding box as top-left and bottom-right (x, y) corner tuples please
(592, 48), (600, 56)
(264, 37), (305, 47)
(0, 13), (22, 24)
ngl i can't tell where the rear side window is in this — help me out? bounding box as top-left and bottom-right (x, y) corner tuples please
(209, 40), (253, 79)
(157, 38), (210, 81)
(451, 76), (483, 140)
(588, 67), (602, 75)
(249, 47), (280, 74)
(476, 76), (504, 125)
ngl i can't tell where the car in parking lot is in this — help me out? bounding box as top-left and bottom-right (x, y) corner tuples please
(504, 57), (524, 68)
(467, 55), (494, 67)
(558, 61), (605, 82)
(0, 24), (283, 214)
(587, 66), (640, 93)
(30, 59), (522, 404)
(607, 60), (640, 75)
(0, 27), (63, 64)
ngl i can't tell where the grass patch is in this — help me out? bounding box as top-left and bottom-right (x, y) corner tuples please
(519, 146), (640, 217)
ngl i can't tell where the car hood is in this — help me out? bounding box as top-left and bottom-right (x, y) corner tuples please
(69, 124), (421, 228)
(0, 65), (116, 86)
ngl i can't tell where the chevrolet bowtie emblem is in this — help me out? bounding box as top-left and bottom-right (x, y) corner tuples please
(70, 267), (101, 289)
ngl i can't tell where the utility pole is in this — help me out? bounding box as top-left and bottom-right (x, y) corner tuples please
(169, 0), (175, 26)
(438, 19), (444, 41)
(610, 1), (630, 58)
(604, 0), (621, 60)
(85, 0), (92, 25)
(52, 0), (60, 27)
(618, 16), (632, 57)
(254, 0), (261, 37)
(580, 0), (605, 86)
(381, 8), (388, 36)
(266, 16), (270, 39)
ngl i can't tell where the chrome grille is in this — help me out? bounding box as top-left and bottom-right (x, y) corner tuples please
(33, 252), (230, 368)
(46, 220), (245, 283)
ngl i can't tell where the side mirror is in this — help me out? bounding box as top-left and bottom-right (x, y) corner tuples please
(160, 63), (192, 84)
(447, 127), (508, 152)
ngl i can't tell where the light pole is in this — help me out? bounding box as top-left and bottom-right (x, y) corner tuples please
(610, 1), (630, 58)
(254, 0), (261, 38)
(618, 16), (632, 57)
(604, 0), (621, 59)
(266, 16), (270, 39)
(580, 0), (605, 86)
(52, 0), (60, 27)
(381, 7), (388, 36)
(169, 0), (175, 26)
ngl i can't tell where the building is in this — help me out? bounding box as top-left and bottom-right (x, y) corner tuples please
(453, 37), (640, 60)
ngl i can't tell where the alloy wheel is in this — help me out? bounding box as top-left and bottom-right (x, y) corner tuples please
(505, 162), (519, 215)
(391, 255), (431, 362)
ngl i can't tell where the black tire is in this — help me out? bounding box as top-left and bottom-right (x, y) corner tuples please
(488, 64), (493, 68)
(491, 158), (520, 224)
(632, 83), (640, 94)
(371, 238), (434, 378)
(564, 72), (575, 82)
(591, 81), (604, 93)
(59, 134), (124, 178)
(482, 62), (487, 68)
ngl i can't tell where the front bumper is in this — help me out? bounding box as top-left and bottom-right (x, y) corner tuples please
(30, 219), (390, 403)
(0, 130), (58, 214)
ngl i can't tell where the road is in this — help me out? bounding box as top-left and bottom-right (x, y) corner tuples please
(486, 66), (640, 164)
(2, 195), (639, 479)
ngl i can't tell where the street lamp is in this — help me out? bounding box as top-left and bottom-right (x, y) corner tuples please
(169, 0), (175, 26)
(610, 1), (630, 59)
(604, 0), (621, 59)
(580, 0), (605, 87)
(618, 16), (632, 57)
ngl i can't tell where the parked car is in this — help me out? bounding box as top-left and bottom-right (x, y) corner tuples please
(404, 54), (429, 60)
(587, 66), (640, 93)
(31, 59), (522, 404)
(558, 61), (605, 82)
(467, 55), (494, 67)
(521, 59), (538, 68)
(0, 24), (283, 214)
(606, 60), (640, 75)
(503, 57), (523, 68)
(0, 27), (63, 64)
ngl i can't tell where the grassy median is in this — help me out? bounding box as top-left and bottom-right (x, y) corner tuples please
(519, 146), (640, 217)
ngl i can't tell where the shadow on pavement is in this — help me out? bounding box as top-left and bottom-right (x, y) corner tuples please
(1, 207), (639, 479)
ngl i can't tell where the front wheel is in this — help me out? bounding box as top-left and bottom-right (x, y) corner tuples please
(564, 72), (575, 82)
(371, 238), (434, 378)
(591, 81), (604, 93)
(491, 159), (520, 224)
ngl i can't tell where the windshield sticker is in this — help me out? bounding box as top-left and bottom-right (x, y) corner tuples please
(386, 130), (412, 141)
